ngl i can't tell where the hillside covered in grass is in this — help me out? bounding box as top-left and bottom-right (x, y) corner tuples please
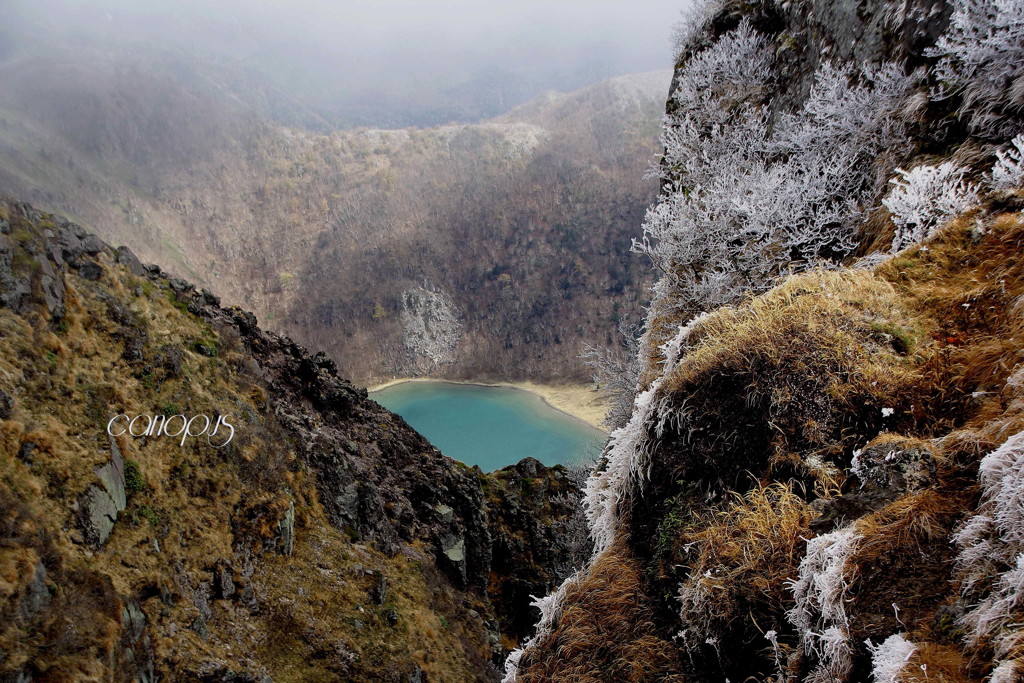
(0, 199), (591, 681)
(506, 0), (1024, 681)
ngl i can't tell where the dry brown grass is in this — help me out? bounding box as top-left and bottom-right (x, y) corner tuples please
(877, 210), (1024, 437)
(898, 642), (975, 683)
(0, 206), (494, 681)
(666, 270), (915, 393)
(676, 482), (812, 646)
(854, 490), (953, 566)
(522, 206), (1024, 682)
(517, 540), (685, 683)
(634, 269), (926, 502)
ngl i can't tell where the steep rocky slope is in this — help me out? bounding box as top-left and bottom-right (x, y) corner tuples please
(0, 199), (589, 681)
(508, 0), (1024, 681)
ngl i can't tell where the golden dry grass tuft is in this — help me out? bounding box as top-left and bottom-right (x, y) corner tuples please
(853, 490), (955, 566)
(516, 539), (685, 683)
(633, 268), (927, 507)
(899, 642), (975, 683)
(676, 482), (812, 645)
(876, 209), (1024, 438)
(666, 270), (915, 393)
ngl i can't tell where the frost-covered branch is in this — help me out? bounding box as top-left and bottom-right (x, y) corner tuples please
(992, 134), (1024, 190)
(882, 162), (979, 251)
(928, 0), (1024, 138)
(581, 320), (643, 430)
(671, 0), (725, 58)
(639, 20), (917, 319)
(786, 526), (863, 683)
(954, 430), (1024, 676)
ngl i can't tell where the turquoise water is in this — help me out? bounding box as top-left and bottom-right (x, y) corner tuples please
(372, 381), (606, 472)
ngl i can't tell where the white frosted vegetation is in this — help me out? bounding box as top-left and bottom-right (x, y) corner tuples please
(883, 162), (979, 251)
(585, 314), (708, 555)
(637, 19), (917, 318)
(581, 319), (643, 430)
(671, 0), (725, 57)
(955, 431), (1024, 676)
(502, 314), (709, 682)
(929, 0), (1024, 137)
(991, 660), (1022, 683)
(505, 15), (921, 681)
(481, 122), (549, 162)
(502, 2), (1022, 677)
(992, 135), (1024, 191)
(786, 526), (863, 683)
(867, 633), (917, 683)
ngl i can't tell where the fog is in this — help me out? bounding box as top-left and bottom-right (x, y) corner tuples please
(3, 0), (690, 128)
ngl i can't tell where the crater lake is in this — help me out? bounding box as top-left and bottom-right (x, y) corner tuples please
(371, 381), (606, 472)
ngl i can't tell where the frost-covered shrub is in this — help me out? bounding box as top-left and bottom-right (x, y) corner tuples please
(992, 135), (1024, 190)
(866, 633), (917, 683)
(671, 0), (725, 57)
(581, 321), (643, 430)
(929, 0), (1024, 138)
(991, 660), (1023, 683)
(639, 19), (916, 320)
(787, 526), (863, 683)
(584, 315), (707, 555)
(883, 163), (979, 251)
(955, 430), (1024, 676)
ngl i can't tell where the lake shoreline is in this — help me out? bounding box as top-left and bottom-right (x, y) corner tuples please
(367, 377), (609, 432)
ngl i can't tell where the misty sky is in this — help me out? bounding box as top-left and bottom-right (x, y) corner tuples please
(5, 0), (691, 127)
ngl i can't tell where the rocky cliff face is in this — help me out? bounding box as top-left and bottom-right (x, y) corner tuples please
(508, 0), (1024, 681)
(0, 199), (589, 681)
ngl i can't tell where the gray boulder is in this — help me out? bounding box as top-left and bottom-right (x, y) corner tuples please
(811, 435), (939, 533)
(21, 561), (51, 620)
(0, 233), (31, 312)
(38, 255), (66, 320)
(56, 227), (84, 267)
(115, 246), (147, 276)
(96, 438), (127, 511)
(78, 438), (128, 547)
(0, 389), (14, 420)
(80, 233), (106, 255)
(277, 501), (295, 556)
(851, 434), (938, 493)
(78, 261), (104, 281)
(79, 484), (119, 546)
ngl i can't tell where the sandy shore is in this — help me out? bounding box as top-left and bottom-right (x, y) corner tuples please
(367, 377), (609, 431)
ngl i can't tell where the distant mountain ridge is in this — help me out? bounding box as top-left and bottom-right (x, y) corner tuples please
(0, 56), (671, 383)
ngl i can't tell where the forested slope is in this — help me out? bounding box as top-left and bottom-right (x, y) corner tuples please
(0, 50), (668, 384)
